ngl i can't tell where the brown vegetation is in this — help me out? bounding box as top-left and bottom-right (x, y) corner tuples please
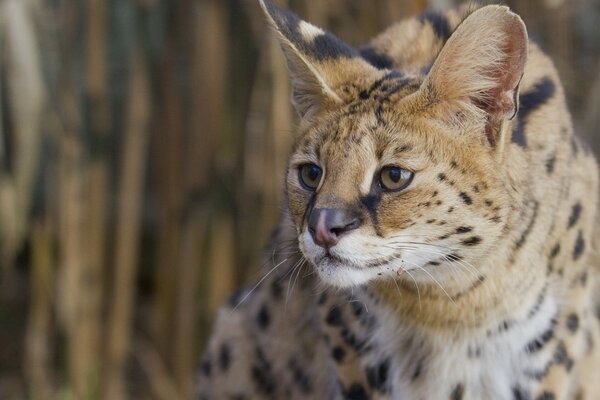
(0, 0), (598, 398)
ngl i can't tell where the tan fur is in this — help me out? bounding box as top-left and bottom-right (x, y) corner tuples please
(197, 3), (599, 399)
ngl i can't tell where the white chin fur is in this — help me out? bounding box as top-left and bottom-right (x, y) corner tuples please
(299, 230), (392, 288)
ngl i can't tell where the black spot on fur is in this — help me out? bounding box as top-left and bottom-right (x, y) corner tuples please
(573, 230), (585, 260)
(332, 346), (346, 363)
(536, 391), (556, 400)
(456, 226), (473, 234)
(419, 11), (452, 40)
(566, 313), (579, 333)
(288, 359), (313, 394)
(251, 366), (276, 395)
(462, 236), (482, 246)
(549, 243), (560, 259)
(527, 286), (547, 318)
(252, 347), (276, 395)
(545, 153), (556, 174)
(450, 383), (464, 400)
(525, 324), (555, 353)
(366, 359), (389, 392)
(515, 201), (539, 249)
(568, 203), (582, 228)
(512, 78), (556, 148)
(438, 173), (447, 181)
(318, 292), (328, 305)
(326, 305), (343, 326)
(219, 343), (231, 371)
(512, 385), (531, 400)
(359, 47), (394, 69)
(271, 279), (283, 299)
(553, 341), (574, 371)
(411, 360), (423, 380)
(459, 192), (472, 205)
(344, 383), (370, 400)
(201, 359), (211, 377)
(340, 328), (367, 353)
(257, 304), (271, 330)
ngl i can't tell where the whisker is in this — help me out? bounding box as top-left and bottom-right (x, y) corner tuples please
(231, 257), (291, 312)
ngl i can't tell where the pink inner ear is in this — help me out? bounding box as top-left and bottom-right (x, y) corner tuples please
(476, 27), (527, 145)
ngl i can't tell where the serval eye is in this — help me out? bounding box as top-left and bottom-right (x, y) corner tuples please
(379, 166), (414, 191)
(299, 163), (322, 190)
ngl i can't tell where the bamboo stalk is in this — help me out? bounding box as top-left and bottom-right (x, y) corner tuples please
(82, 0), (109, 393)
(25, 220), (55, 400)
(103, 49), (151, 400)
(1, 0), (45, 266)
(54, 58), (87, 397)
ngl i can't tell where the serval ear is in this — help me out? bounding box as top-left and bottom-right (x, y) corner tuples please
(421, 5), (528, 147)
(259, 0), (377, 120)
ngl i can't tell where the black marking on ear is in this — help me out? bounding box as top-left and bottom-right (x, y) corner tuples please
(512, 78), (556, 148)
(450, 383), (465, 400)
(567, 203), (582, 229)
(419, 11), (452, 41)
(359, 47), (394, 69)
(262, 0), (356, 61)
(573, 230), (585, 260)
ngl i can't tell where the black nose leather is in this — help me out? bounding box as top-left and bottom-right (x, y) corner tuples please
(308, 208), (361, 248)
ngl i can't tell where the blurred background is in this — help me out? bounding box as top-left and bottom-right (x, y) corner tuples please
(0, 0), (598, 398)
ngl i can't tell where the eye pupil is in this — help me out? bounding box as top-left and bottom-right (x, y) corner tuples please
(299, 163), (322, 190)
(379, 166), (413, 191)
(308, 166), (320, 181)
(388, 167), (401, 183)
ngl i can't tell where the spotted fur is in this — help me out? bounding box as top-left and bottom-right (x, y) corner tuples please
(197, 2), (600, 399)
